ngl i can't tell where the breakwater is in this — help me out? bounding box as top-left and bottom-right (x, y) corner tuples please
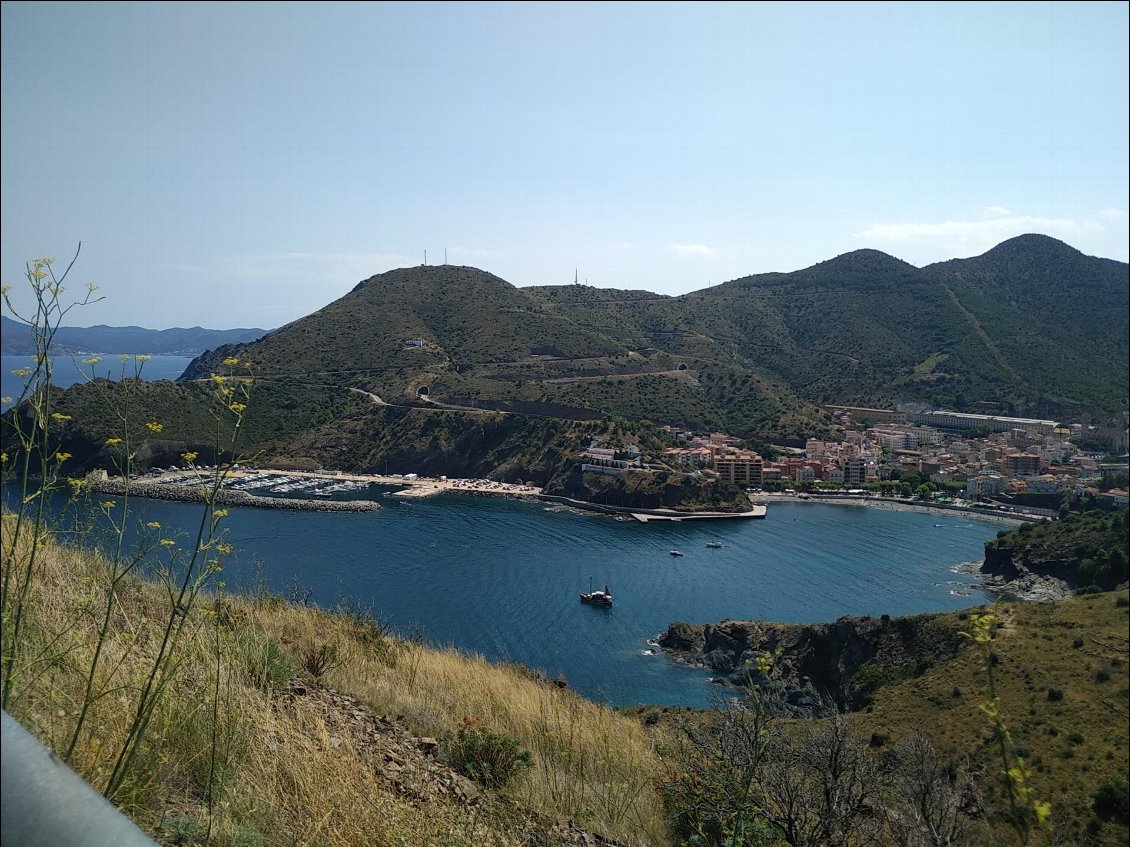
(537, 494), (767, 522)
(92, 478), (381, 513)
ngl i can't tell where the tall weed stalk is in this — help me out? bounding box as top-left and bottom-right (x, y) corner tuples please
(1, 248), (253, 819)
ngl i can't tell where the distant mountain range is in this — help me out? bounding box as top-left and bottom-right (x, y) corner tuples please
(184, 234), (1128, 433)
(1, 316), (268, 356)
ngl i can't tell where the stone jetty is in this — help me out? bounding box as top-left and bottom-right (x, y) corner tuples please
(92, 478), (381, 513)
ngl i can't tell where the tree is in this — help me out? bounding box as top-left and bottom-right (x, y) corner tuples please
(757, 715), (885, 847)
(885, 733), (978, 847)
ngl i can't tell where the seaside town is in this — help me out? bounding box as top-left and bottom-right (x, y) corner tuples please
(582, 405), (1129, 516)
(131, 404), (1129, 521)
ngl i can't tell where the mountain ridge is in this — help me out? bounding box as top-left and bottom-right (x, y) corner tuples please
(179, 235), (1127, 432)
(0, 315), (268, 356)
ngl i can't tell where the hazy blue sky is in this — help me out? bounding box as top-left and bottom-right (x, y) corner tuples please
(3, 2), (1127, 329)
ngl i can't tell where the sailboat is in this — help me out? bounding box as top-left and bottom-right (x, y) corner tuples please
(580, 581), (613, 606)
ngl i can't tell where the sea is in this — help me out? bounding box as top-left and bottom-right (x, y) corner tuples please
(2, 353), (999, 708)
(14, 485), (997, 709)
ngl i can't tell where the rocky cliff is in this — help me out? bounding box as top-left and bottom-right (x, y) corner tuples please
(543, 467), (752, 513)
(979, 509), (1129, 600)
(658, 612), (967, 715)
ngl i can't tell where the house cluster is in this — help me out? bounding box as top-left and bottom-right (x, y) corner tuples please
(652, 407), (1128, 508)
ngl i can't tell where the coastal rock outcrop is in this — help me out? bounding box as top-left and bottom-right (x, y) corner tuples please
(658, 612), (967, 715)
(544, 467), (751, 513)
(978, 510), (1129, 601)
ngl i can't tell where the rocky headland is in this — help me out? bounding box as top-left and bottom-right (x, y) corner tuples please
(657, 611), (967, 716)
(978, 509), (1128, 601)
(543, 467), (752, 514)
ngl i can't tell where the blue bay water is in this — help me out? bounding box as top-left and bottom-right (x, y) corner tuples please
(32, 489), (997, 708)
(2, 351), (998, 706)
(1, 354), (194, 409)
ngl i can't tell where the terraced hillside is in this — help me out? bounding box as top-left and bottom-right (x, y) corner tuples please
(184, 235), (1127, 441)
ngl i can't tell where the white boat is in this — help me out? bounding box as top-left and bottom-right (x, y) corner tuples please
(580, 584), (613, 606)
(706, 541), (723, 548)
(669, 550), (684, 557)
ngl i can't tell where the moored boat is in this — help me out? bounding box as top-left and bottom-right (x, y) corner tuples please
(706, 541), (722, 548)
(580, 584), (613, 606)
(669, 549), (684, 557)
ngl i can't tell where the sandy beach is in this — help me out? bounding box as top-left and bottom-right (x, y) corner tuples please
(754, 492), (1031, 525)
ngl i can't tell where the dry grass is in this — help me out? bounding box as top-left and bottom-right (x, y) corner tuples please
(251, 601), (670, 846)
(855, 595), (1130, 846)
(2, 515), (670, 846)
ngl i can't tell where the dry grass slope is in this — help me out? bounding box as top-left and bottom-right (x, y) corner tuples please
(857, 596), (1130, 845)
(2, 516), (669, 847)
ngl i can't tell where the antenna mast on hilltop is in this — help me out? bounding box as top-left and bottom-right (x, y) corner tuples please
(445, 248), (448, 265)
(424, 249), (427, 265)
(574, 268), (578, 285)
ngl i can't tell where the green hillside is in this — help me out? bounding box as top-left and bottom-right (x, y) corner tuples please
(183, 236), (1127, 441)
(181, 264), (837, 442)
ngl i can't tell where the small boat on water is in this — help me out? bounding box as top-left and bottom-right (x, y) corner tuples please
(706, 541), (723, 548)
(669, 549), (684, 557)
(580, 584), (613, 606)
(934, 523), (945, 528)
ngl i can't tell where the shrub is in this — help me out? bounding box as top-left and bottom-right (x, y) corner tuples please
(1093, 780), (1130, 824)
(442, 717), (533, 788)
(1046, 685), (1065, 702)
(1095, 668), (1111, 683)
(244, 634), (294, 691)
(1115, 596), (1129, 608)
(301, 642), (341, 680)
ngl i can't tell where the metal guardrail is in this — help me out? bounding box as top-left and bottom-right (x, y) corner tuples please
(1, 709), (159, 846)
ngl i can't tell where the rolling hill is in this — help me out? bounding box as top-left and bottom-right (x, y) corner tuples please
(183, 235), (1128, 437)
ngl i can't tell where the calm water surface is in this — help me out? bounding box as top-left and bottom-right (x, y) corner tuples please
(44, 489), (996, 708)
(2, 352), (997, 705)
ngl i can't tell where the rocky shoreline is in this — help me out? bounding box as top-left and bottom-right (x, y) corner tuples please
(952, 560), (1072, 603)
(655, 611), (969, 716)
(92, 478), (381, 513)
